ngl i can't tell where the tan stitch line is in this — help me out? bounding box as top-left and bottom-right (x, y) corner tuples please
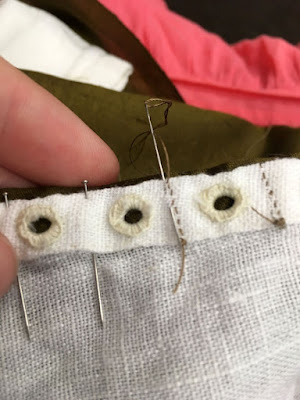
(163, 177), (187, 293)
(259, 163), (286, 228)
(165, 182), (187, 294)
(166, 188), (186, 241)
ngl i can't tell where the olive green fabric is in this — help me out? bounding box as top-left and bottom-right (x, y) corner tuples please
(2, 70), (300, 202)
(3, 0), (299, 203)
(24, 71), (300, 176)
(0, 176), (157, 202)
(20, 0), (182, 100)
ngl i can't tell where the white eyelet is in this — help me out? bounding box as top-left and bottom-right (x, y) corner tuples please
(16, 205), (62, 248)
(197, 184), (247, 222)
(109, 194), (152, 237)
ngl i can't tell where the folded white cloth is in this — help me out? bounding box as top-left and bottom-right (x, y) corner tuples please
(0, 0), (133, 90)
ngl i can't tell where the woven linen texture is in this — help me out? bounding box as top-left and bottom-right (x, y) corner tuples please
(1, 158), (300, 261)
(1, 226), (300, 399)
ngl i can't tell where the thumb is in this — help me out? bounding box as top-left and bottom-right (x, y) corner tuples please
(0, 233), (17, 297)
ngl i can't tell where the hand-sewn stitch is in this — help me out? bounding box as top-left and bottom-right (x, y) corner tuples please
(16, 205), (62, 248)
(197, 184), (248, 222)
(144, 98), (187, 293)
(109, 194), (152, 237)
(258, 163), (286, 228)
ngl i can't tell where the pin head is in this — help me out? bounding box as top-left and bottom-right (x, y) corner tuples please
(2, 192), (9, 208)
(82, 180), (89, 199)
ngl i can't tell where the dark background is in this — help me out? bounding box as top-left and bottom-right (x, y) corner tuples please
(166, 0), (300, 44)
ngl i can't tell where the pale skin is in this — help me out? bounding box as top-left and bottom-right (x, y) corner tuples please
(0, 57), (119, 296)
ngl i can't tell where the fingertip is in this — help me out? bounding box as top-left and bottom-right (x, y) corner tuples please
(93, 142), (120, 186)
(0, 233), (17, 297)
(0, 58), (120, 187)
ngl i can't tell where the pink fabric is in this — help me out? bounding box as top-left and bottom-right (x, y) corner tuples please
(100, 0), (300, 127)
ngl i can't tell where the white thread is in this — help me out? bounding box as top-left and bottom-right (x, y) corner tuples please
(197, 184), (248, 222)
(109, 194), (152, 237)
(165, 182), (186, 242)
(16, 205), (62, 248)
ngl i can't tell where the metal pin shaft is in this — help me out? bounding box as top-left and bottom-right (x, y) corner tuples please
(82, 182), (104, 325)
(93, 254), (104, 325)
(2, 192), (31, 340)
(3, 192), (8, 208)
(82, 180), (89, 199)
(17, 276), (31, 340)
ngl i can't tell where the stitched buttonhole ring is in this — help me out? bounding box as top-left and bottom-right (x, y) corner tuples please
(198, 184), (247, 222)
(109, 194), (152, 237)
(17, 205), (62, 248)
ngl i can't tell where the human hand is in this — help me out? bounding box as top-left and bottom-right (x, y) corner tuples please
(0, 57), (119, 296)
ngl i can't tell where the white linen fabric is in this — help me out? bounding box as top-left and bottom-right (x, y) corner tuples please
(0, 158), (300, 261)
(1, 229), (300, 399)
(0, 0), (133, 90)
(1, 158), (300, 399)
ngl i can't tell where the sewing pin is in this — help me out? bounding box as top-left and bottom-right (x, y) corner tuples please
(3, 192), (8, 208)
(82, 181), (104, 325)
(17, 276), (31, 339)
(2, 192), (31, 340)
(82, 180), (89, 199)
(93, 254), (104, 325)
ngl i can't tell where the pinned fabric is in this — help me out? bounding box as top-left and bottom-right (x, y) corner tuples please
(1, 219), (300, 399)
(1, 1), (300, 398)
(1, 158), (300, 399)
(0, 157), (297, 261)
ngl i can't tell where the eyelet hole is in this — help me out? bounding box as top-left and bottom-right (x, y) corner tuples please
(214, 196), (235, 211)
(124, 208), (143, 224)
(109, 194), (152, 237)
(29, 217), (52, 234)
